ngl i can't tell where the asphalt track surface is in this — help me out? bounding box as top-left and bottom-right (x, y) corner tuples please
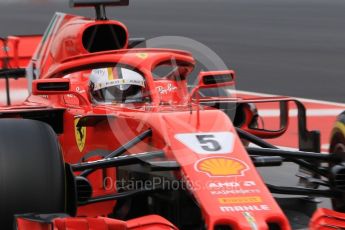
(1, 0), (345, 102)
(1, 0), (345, 228)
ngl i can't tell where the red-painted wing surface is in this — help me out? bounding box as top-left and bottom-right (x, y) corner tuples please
(310, 208), (345, 229)
(17, 215), (177, 230)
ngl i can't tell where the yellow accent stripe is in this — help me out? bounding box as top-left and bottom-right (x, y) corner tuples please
(107, 67), (114, 80)
(218, 196), (262, 204)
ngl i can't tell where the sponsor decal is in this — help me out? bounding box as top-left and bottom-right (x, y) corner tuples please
(207, 181), (260, 195)
(175, 132), (234, 154)
(156, 84), (178, 95)
(220, 204), (270, 213)
(74, 118), (86, 152)
(243, 212), (258, 230)
(243, 181), (256, 187)
(195, 157), (249, 177)
(75, 86), (86, 94)
(95, 79), (144, 90)
(210, 189), (261, 195)
(136, 53), (148, 59)
(208, 181), (256, 189)
(218, 196), (262, 204)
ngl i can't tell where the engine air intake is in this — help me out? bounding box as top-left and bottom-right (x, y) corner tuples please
(82, 24), (127, 52)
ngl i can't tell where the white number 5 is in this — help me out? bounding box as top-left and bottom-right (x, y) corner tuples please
(175, 132), (234, 154)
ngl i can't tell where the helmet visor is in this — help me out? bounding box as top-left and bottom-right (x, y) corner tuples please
(92, 84), (144, 103)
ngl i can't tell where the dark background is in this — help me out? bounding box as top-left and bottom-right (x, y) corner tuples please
(1, 0), (345, 102)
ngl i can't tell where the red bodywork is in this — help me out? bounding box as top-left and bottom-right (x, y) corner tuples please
(16, 215), (177, 230)
(309, 208), (345, 229)
(1, 11), (327, 230)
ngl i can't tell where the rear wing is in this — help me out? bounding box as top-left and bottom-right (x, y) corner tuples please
(0, 35), (42, 69)
(70, 0), (129, 20)
(70, 0), (129, 7)
(0, 35), (42, 105)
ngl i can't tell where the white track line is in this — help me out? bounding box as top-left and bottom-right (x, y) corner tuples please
(258, 109), (344, 117)
(0, 89), (28, 105)
(322, 144), (330, 150)
(236, 90), (345, 108)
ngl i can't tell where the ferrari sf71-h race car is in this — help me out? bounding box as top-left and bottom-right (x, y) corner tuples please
(1, 1), (345, 229)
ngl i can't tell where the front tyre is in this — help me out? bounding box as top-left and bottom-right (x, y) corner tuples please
(0, 119), (66, 229)
(330, 112), (345, 154)
(329, 112), (345, 212)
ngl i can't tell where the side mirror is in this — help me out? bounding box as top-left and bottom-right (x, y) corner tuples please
(32, 78), (70, 94)
(190, 70), (235, 101)
(197, 70), (235, 89)
(32, 78), (90, 107)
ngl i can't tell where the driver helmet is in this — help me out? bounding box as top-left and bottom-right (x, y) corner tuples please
(89, 67), (146, 104)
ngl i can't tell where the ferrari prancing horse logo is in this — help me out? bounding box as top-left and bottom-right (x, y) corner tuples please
(136, 53), (148, 59)
(74, 118), (86, 152)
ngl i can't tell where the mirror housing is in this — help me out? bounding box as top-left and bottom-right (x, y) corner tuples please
(197, 70), (235, 89)
(32, 78), (70, 95)
(32, 79), (90, 107)
(190, 70), (235, 102)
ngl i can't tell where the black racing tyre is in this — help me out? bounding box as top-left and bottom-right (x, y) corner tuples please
(330, 130), (345, 154)
(0, 119), (66, 229)
(330, 131), (345, 154)
(329, 112), (345, 212)
(330, 112), (345, 154)
(330, 129), (345, 212)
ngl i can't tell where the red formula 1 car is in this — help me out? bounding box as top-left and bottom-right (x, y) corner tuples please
(1, 1), (345, 229)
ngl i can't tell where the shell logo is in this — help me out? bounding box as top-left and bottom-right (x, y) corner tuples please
(195, 157), (249, 177)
